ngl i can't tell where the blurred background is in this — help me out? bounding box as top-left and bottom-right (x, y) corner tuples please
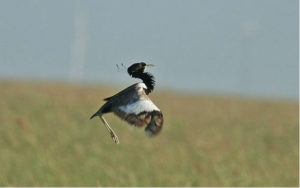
(0, 0), (298, 99)
(0, 0), (298, 186)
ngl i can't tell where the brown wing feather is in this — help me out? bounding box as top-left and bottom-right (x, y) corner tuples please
(145, 111), (163, 136)
(113, 109), (163, 135)
(113, 109), (149, 127)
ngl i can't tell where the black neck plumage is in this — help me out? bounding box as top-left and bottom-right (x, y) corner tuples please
(131, 72), (155, 94)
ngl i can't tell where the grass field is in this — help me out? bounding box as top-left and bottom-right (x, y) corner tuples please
(0, 81), (298, 186)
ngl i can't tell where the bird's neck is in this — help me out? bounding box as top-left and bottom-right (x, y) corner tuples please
(132, 72), (155, 94)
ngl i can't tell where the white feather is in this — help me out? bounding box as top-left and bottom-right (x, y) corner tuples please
(137, 83), (147, 93)
(137, 82), (147, 89)
(119, 99), (160, 114)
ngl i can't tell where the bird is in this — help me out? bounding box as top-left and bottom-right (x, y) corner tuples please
(90, 62), (164, 144)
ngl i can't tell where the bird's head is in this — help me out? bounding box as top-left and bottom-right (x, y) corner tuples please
(127, 62), (154, 76)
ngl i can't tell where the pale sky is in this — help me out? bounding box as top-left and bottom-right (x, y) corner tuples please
(0, 0), (298, 99)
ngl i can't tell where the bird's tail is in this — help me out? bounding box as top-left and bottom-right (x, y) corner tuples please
(90, 111), (100, 119)
(90, 103), (112, 120)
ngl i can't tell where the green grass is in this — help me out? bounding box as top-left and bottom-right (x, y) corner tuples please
(0, 81), (298, 186)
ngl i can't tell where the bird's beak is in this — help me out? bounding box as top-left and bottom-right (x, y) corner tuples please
(146, 64), (155, 67)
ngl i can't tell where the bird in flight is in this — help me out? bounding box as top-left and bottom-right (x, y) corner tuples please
(90, 62), (164, 144)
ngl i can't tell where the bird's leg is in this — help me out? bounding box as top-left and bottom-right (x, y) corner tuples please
(99, 116), (120, 144)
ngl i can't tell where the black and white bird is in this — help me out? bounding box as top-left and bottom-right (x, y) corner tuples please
(90, 62), (164, 144)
